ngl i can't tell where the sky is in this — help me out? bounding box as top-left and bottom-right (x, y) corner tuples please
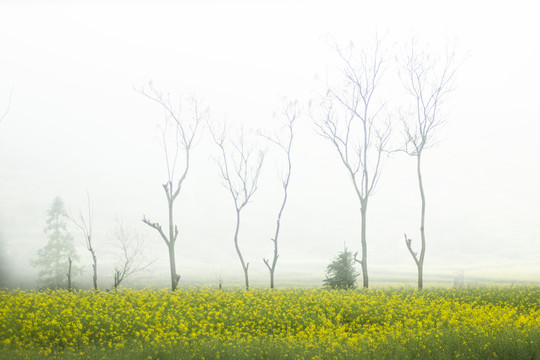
(0, 0), (539, 288)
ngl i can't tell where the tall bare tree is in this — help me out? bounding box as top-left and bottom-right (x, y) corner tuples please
(70, 192), (98, 291)
(399, 42), (459, 290)
(139, 83), (206, 291)
(313, 41), (391, 288)
(210, 124), (265, 290)
(112, 220), (155, 291)
(260, 100), (299, 289)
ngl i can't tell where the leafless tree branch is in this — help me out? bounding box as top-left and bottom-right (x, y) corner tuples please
(138, 82), (206, 291)
(69, 191), (98, 291)
(0, 87), (13, 126)
(398, 40), (460, 290)
(112, 220), (156, 291)
(209, 121), (265, 290)
(259, 98), (300, 288)
(312, 38), (390, 288)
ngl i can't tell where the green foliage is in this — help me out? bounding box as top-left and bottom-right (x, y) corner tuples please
(323, 246), (359, 289)
(31, 197), (80, 289)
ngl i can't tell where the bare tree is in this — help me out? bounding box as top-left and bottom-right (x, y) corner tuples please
(260, 100), (299, 289)
(112, 220), (155, 291)
(313, 40), (391, 288)
(210, 124), (265, 291)
(139, 83), (206, 291)
(399, 41), (459, 290)
(70, 192), (98, 291)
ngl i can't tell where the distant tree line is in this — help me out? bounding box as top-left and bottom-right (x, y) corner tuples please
(31, 196), (153, 291)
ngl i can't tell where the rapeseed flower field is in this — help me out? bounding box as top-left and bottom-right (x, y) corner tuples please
(1, 287), (539, 359)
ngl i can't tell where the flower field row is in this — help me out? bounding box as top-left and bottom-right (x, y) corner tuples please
(1, 287), (539, 359)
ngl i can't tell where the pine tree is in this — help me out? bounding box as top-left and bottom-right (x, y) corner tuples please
(323, 246), (359, 289)
(32, 197), (80, 289)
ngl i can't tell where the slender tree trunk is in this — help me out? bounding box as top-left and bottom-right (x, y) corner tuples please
(265, 153), (291, 289)
(54, 244), (60, 289)
(267, 175), (289, 289)
(360, 200), (369, 288)
(265, 234), (277, 289)
(242, 265), (250, 291)
(90, 249), (98, 291)
(417, 153), (426, 290)
(266, 210), (281, 289)
(167, 183), (180, 291)
(67, 257), (72, 292)
(114, 271), (119, 292)
(234, 209), (249, 290)
(269, 245), (276, 289)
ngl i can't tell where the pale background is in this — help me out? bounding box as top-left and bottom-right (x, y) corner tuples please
(0, 0), (539, 288)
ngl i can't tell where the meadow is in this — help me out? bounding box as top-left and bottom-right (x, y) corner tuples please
(1, 287), (539, 359)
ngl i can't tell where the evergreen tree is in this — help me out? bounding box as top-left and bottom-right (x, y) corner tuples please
(323, 246), (359, 289)
(32, 197), (79, 289)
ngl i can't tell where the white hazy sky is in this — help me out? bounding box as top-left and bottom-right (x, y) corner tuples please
(0, 0), (539, 288)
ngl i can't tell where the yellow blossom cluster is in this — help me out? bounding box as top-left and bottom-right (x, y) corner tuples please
(0, 287), (539, 358)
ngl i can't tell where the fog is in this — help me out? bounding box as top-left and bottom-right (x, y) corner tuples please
(1, 1), (539, 289)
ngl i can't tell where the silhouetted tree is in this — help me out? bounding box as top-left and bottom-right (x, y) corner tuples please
(32, 197), (80, 289)
(139, 83), (206, 291)
(314, 39), (391, 288)
(323, 246), (359, 289)
(399, 41), (459, 290)
(210, 123), (265, 291)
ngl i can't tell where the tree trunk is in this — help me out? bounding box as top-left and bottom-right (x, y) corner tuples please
(265, 236), (278, 289)
(417, 153), (426, 290)
(67, 257), (72, 292)
(360, 200), (369, 288)
(269, 267), (275, 289)
(167, 183), (180, 291)
(90, 249), (98, 291)
(417, 261), (423, 290)
(242, 265), (250, 291)
(114, 270), (119, 292)
(266, 175), (288, 289)
(168, 244), (179, 291)
(234, 209), (249, 290)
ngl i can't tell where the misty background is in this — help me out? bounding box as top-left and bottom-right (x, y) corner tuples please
(0, 1), (539, 289)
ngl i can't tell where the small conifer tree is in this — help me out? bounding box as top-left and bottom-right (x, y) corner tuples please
(32, 197), (80, 289)
(323, 246), (359, 289)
